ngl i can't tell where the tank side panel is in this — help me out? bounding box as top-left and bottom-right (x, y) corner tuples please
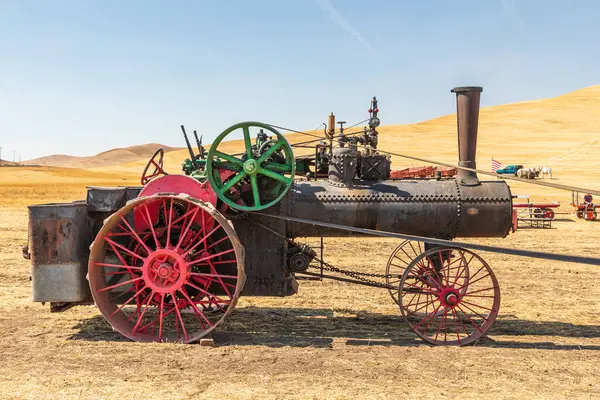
(458, 181), (513, 237)
(232, 202), (298, 296)
(29, 202), (92, 302)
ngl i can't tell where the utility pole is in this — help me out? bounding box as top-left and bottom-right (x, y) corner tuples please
(13, 150), (16, 163)
(0, 146), (2, 165)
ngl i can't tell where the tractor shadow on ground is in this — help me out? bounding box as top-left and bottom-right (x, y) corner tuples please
(69, 307), (600, 350)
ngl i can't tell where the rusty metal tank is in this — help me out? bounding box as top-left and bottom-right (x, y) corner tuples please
(28, 200), (92, 303)
(272, 85), (512, 240)
(279, 178), (512, 239)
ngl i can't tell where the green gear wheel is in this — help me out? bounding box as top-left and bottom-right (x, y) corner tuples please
(207, 121), (295, 211)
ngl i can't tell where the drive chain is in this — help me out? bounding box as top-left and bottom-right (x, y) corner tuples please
(309, 257), (391, 287)
(246, 216), (391, 287)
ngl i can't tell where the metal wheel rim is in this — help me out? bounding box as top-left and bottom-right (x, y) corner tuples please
(398, 246), (500, 346)
(206, 121), (295, 211)
(385, 240), (424, 305)
(88, 193), (246, 343)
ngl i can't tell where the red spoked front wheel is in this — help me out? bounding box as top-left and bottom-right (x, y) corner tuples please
(399, 246), (500, 346)
(88, 194), (245, 343)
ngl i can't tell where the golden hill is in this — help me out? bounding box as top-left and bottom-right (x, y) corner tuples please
(10, 84), (600, 206)
(103, 84), (600, 203)
(24, 143), (181, 168)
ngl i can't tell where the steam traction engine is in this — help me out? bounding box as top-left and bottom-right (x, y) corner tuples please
(25, 86), (513, 345)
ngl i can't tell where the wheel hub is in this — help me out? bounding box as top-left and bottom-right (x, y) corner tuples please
(142, 248), (189, 294)
(243, 159), (258, 174)
(439, 287), (461, 308)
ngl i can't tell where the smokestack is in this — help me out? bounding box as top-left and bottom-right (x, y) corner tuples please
(451, 86), (482, 186)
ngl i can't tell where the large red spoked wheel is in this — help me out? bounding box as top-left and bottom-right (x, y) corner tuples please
(385, 240), (424, 305)
(399, 246), (500, 346)
(141, 148), (168, 185)
(88, 194), (245, 343)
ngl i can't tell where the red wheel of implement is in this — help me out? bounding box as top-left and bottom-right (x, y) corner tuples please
(385, 240), (424, 305)
(399, 246), (500, 346)
(88, 194), (245, 343)
(543, 209), (554, 219)
(141, 148), (168, 185)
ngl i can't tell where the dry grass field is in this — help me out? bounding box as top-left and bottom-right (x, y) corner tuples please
(1, 86), (600, 399)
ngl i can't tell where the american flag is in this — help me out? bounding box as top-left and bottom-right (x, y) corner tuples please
(492, 158), (503, 172)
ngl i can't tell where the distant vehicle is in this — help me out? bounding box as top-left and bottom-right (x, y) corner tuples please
(495, 164), (523, 175)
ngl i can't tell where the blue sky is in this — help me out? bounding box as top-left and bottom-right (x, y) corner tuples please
(0, 0), (599, 160)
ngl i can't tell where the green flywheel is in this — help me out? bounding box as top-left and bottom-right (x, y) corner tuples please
(207, 121), (295, 211)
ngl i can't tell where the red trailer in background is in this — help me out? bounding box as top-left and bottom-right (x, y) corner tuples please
(390, 166), (458, 179)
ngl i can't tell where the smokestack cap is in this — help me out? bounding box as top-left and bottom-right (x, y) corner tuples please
(451, 86), (483, 93)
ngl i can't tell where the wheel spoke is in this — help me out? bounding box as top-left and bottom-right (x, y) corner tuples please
(158, 293), (165, 341)
(250, 174), (261, 206)
(166, 198), (174, 247)
(188, 248), (236, 266)
(257, 167), (291, 184)
(131, 290), (156, 335)
(214, 150), (244, 165)
(141, 203), (161, 249)
(97, 276), (143, 293)
(182, 224), (222, 258)
(95, 262), (142, 270)
(109, 284), (148, 317)
(260, 161), (293, 173)
(172, 293), (189, 342)
(119, 215), (153, 255)
(243, 126), (253, 159)
(178, 288), (213, 328)
(175, 206), (199, 251)
(105, 237), (146, 262)
(257, 140), (285, 164)
(221, 172), (246, 193)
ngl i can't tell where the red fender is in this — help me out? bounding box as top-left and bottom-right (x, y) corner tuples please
(132, 171), (241, 232)
(134, 175), (219, 232)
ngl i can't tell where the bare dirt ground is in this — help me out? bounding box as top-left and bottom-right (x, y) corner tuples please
(2, 87), (600, 399)
(2, 173), (600, 399)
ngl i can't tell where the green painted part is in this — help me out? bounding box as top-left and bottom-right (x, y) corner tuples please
(182, 158), (195, 175)
(183, 158), (209, 182)
(206, 121), (295, 211)
(295, 159), (311, 174)
(191, 170), (208, 180)
(243, 159), (259, 175)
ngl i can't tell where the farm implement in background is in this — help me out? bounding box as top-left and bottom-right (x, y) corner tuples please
(571, 191), (599, 221)
(511, 195), (560, 230)
(22, 86), (600, 346)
